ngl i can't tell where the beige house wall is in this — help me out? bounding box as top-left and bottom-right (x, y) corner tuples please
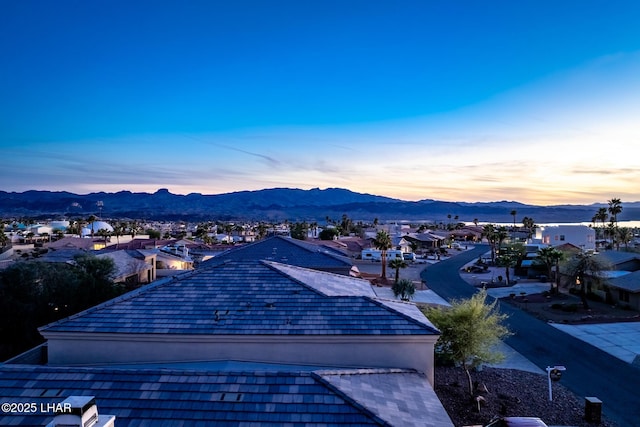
(43, 332), (438, 384)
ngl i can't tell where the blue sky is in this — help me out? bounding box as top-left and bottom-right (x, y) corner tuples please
(2, 1), (640, 205)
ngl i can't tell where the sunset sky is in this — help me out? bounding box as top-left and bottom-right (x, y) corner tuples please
(2, 1), (640, 205)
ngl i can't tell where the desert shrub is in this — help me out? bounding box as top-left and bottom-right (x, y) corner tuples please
(561, 303), (579, 312)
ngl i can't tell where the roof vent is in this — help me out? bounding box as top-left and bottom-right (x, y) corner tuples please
(45, 395), (115, 427)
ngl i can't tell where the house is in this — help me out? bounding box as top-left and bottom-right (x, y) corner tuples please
(402, 232), (445, 252)
(532, 225), (596, 251)
(0, 363), (452, 426)
(95, 250), (156, 286)
(592, 251), (640, 310)
(38, 260), (440, 379)
(209, 235), (359, 276)
(0, 258), (453, 426)
(46, 236), (103, 252)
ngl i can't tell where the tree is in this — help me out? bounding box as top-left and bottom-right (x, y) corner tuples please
(563, 252), (610, 309)
(319, 227), (339, 240)
(482, 224), (498, 263)
(535, 247), (565, 293)
(146, 228), (161, 239)
(392, 278), (415, 301)
(290, 222), (308, 240)
(618, 227), (634, 250)
(389, 258), (408, 284)
(510, 209), (517, 241)
(522, 216), (536, 240)
(373, 230), (392, 279)
(595, 207), (608, 244)
(608, 198), (623, 250)
(423, 289), (511, 396)
(87, 215), (97, 238)
(0, 256), (122, 361)
(495, 244), (523, 285)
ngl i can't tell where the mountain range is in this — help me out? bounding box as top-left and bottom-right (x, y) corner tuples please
(1, 188), (639, 223)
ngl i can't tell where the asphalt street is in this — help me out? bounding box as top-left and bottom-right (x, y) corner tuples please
(422, 244), (640, 427)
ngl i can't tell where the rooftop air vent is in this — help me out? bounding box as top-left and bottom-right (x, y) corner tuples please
(45, 395), (115, 427)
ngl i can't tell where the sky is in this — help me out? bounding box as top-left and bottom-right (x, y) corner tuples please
(2, 1), (640, 205)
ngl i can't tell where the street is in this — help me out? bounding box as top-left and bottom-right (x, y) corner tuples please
(422, 244), (640, 427)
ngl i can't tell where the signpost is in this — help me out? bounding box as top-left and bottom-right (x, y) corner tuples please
(546, 365), (566, 401)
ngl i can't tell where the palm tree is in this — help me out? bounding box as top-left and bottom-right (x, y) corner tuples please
(536, 247), (565, 293)
(389, 258), (408, 284)
(522, 216), (536, 240)
(563, 252), (610, 309)
(482, 224), (498, 263)
(595, 207), (608, 244)
(509, 209), (517, 241)
(495, 245), (521, 285)
(373, 230), (392, 279)
(87, 215), (97, 238)
(608, 198), (623, 250)
(617, 227), (634, 250)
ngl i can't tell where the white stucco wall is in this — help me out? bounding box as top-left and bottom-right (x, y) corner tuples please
(535, 225), (596, 250)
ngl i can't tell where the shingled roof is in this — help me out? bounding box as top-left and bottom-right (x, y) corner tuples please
(40, 260), (437, 336)
(0, 364), (454, 426)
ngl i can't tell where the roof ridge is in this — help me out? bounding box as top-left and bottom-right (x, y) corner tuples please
(366, 296), (440, 333)
(259, 260), (328, 297)
(311, 372), (391, 426)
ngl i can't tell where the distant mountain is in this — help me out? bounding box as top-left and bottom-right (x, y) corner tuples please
(1, 188), (639, 223)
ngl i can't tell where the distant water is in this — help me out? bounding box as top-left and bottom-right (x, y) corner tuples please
(479, 221), (640, 228)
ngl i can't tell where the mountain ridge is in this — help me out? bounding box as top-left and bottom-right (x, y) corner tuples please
(1, 188), (639, 223)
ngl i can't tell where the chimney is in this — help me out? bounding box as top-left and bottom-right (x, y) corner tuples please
(45, 396), (115, 427)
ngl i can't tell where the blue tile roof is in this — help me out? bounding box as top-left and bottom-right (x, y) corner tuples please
(40, 260), (439, 336)
(0, 365), (387, 426)
(206, 236), (353, 270)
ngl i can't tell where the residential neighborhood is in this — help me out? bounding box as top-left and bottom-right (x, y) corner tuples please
(1, 208), (640, 426)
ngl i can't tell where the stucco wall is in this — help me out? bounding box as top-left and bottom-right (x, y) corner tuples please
(44, 333), (438, 384)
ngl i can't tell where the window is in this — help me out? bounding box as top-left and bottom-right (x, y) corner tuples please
(560, 235), (565, 241)
(618, 290), (630, 302)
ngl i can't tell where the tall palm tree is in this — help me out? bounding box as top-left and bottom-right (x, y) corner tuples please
(595, 207), (608, 244)
(373, 230), (392, 279)
(536, 247), (565, 293)
(522, 216), (536, 240)
(608, 198), (623, 250)
(509, 209), (517, 241)
(482, 224), (498, 263)
(87, 215), (97, 238)
(389, 258), (408, 284)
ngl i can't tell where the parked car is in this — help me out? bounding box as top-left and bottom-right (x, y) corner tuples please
(485, 417), (548, 427)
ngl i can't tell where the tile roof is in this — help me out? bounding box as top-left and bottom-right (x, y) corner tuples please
(594, 250), (640, 268)
(0, 365), (394, 426)
(40, 260), (439, 336)
(206, 236), (353, 269)
(318, 369), (454, 427)
(608, 270), (640, 292)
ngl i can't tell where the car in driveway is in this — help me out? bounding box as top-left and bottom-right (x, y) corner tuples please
(484, 417), (548, 427)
